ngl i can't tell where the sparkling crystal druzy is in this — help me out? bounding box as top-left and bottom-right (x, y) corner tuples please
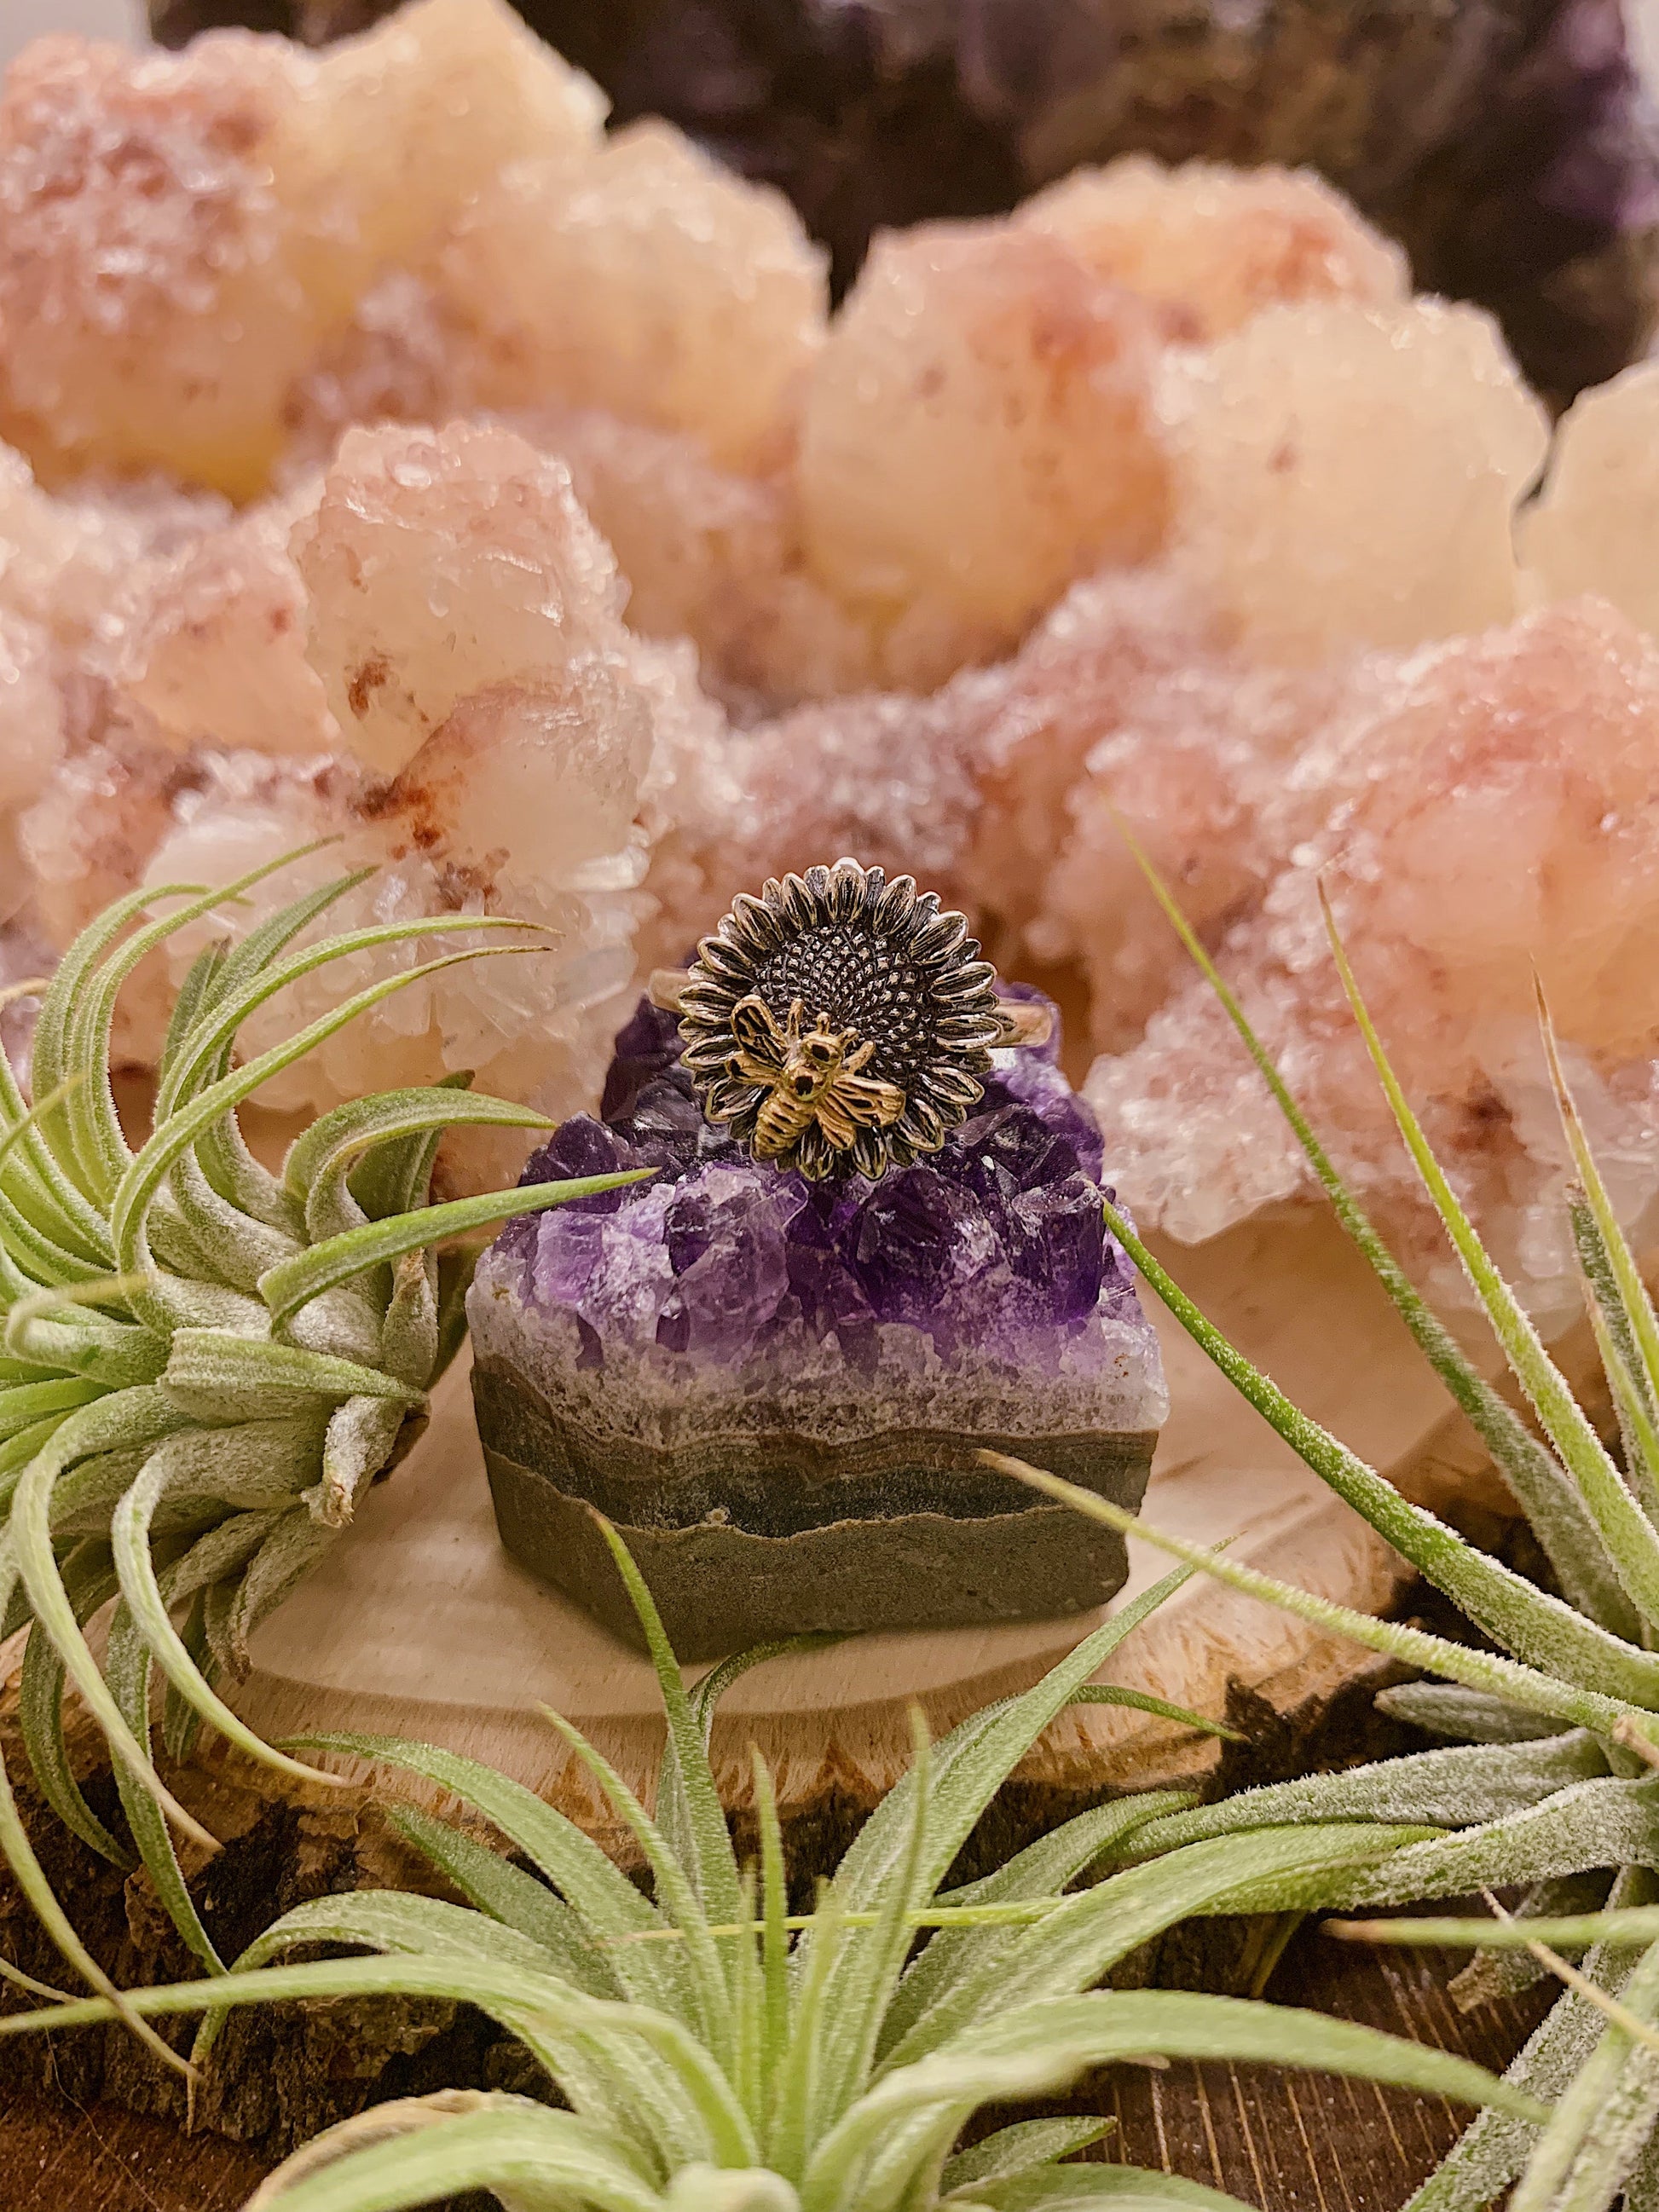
(469, 990), (1165, 1654)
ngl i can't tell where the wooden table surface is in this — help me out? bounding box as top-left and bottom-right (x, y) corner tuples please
(0, 1920), (1552, 2212)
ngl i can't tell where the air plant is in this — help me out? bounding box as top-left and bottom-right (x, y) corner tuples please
(978, 836), (1659, 2212)
(0, 853), (645, 2056)
(0, 851), (1639, 2211)
(0, 1520), (1543, 2209)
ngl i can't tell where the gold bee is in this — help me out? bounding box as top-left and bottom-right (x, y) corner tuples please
(725, 993), (907, 1160)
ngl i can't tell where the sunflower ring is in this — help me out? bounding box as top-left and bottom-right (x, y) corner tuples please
(648, 858), (1052, 1180)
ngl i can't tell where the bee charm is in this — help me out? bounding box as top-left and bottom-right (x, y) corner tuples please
(665, 859), (1049, 1179)
(724, 994), (908, 1160)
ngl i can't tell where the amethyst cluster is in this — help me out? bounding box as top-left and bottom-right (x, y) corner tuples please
(469, 992), (1165, 1655)
(494, 991), (1140, 1371)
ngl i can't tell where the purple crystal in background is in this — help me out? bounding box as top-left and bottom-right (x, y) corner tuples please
(599, 996), (690, 1125)
(157, 0), (1659, 402)
(474, 988), (1164, 1439)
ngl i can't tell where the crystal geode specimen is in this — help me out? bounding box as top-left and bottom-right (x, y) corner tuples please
(468, 991), (1165, 1655)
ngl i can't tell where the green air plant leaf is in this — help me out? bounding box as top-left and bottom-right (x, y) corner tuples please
(1106, 811), (1634, 1638)
(0, 858), (651, 1996)
(0, 1521), (1543, 2210)
(997, 831), (1659, 2212)
(1319, 892), (1659, 1646)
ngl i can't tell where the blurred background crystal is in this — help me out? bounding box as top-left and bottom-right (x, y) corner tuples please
(134, 0), (1659, 406)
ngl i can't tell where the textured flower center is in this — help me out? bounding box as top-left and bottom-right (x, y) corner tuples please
(755, 925), (937, 1089)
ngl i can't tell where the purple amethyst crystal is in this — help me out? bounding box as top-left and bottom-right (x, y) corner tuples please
(484, 991), (1147, 1372)
(470, 990), (1165, 1655)
(598, 994), (692, 1125)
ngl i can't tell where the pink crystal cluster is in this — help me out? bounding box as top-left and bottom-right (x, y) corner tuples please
(2, 0), (1658, 1306)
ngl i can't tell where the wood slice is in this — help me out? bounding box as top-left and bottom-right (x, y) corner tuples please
(229, 1204), (1514, 1833)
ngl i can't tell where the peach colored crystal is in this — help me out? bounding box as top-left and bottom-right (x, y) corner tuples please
(0, 609), (62, 912)
(1157, 300), (1549, 662)
(277, 0), (604, 286)
(101, 487), (338, 758)
(1022, 159), (1409, 343)
(1086, 602), (1659, 1314)
(0, 32), (321, 499)
(798, 223), (1171, 644)
(441, 122), (826, 470)
(1522, 361), (1659, 640)
(292, 419), (627, 779)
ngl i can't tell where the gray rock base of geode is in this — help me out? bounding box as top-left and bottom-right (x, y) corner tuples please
(473, 1358), (1155, 1658)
